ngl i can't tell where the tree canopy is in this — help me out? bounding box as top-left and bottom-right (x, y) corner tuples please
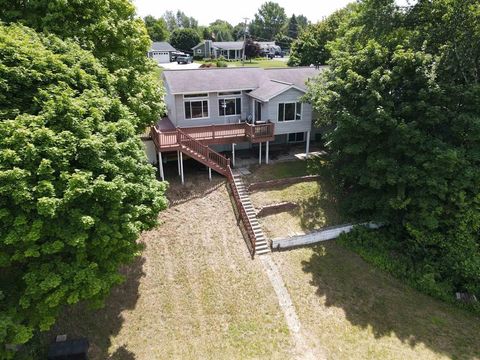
(0, 23), (167, 354)
(163, 10), (198, 32)
(1, 0), (165, 133)
(307, 0), (480, 305)
(288, 5), (354, 67)
(249, 1), (287, 41)
(144, 15), (169, 41)
(170, 28), (201, 53)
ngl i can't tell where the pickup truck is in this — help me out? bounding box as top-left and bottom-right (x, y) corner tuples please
(176, 55), (192, 64)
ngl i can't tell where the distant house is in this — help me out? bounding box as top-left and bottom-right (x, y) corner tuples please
(144, 66), (325, 182)
(192, 40), (245, 60)
(147, 42), (177, 63)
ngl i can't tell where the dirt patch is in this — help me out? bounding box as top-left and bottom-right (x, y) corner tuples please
(256, 202), (299, 218)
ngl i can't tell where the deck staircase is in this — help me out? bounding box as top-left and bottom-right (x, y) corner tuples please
(176, 128), (269, 257)
(177, 129), (230, 176)
(231, 172), (270, 256)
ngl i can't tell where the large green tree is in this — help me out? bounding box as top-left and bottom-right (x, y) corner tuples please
(1, 0), (165, 133)
(307, 0), (480, 302)
(170, 28), (201, 53)
(207, 20), (234, 42)
(249, 1), (287, 41)
(288, 5), (355, 67)
(0, 24), (167, 355)
(144, 15), (169, 41)
(163, 10), (198, 32)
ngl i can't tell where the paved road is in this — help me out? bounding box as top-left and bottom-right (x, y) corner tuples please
(159, 62), (201, 70)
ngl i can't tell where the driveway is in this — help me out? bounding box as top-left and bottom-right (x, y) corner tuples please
(159, 62), (201, 70)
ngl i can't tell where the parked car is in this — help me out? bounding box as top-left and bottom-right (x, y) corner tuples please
(177, 55), (192, 64)
(170, 51), (185, 62)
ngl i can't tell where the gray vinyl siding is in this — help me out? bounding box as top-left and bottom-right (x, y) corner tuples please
(174, 91), (252, 127)
(164, 81), (177, 123)
(266, 88), (312, 135)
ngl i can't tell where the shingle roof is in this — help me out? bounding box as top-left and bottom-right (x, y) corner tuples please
(248, 81), (292, 102)
(212, 41), (244, 50)
(162, 67), (326, 97)
(150, 42), (177, 52)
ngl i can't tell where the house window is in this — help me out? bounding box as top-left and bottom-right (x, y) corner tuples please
(219, 98), (241, 116)
(278, 102), (302, 122)
(196, 49), (202, 54)
(184, 94), (209, 119)
(288, 132), (305, 142)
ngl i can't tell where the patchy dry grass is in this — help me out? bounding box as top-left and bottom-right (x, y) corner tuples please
(47, 179), (292, 360)
(248, 161), (342, 239)
(250, 181), (342, 239)
(273, 243), (480, 360)
(248, 161), (309, 183)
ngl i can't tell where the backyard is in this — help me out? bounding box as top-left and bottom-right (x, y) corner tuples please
(40, 161), (480, 359)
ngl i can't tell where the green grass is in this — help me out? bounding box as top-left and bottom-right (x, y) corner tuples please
(195, 57), (288, 68)
(274, 243), (480, 359)
(248, 160), (309, 182)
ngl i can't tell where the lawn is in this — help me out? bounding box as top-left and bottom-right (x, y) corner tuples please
(248, 160), (342, 238)
(195, 58), (288, 68)
(248, 160), (310, 182)
(248, 160), (480, 359)
(274, 243), (480, 359)
(44, 176), (292, 360)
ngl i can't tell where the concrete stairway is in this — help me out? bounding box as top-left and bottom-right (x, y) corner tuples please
(232, 172), (270, 255)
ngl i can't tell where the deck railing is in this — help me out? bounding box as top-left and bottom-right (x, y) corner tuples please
(226, 166), (256, 257)
(151, 121), (274, 150)
(177, 129), (230, 172)
(245, 121), (275, 140)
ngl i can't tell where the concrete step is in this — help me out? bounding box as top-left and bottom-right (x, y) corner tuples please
(255, 243), (269, 250)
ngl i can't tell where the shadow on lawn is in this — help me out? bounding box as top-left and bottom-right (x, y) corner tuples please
(301, 242), (480, 359)
(296, 176), (343, 231)
(45, 256), (145, 360)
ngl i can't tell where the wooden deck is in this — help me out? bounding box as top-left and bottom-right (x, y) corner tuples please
(150, 122), (275, 151)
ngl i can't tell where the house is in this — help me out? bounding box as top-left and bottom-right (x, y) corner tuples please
(145, 66), (325, 183)
(147, 42), (177, 63)
(192, 40), (245, 60)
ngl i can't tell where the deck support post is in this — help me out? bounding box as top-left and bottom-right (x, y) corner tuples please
(266, 141), (269, 164)
(177, 150), (181, 175)
(158, 151), (164, 181)
(259, 142), (262, 165)
(232, 143), (236, 167)
(305, 131), (311, 158)
(180, 151), (184, 185)
(208, 167), (212, 181)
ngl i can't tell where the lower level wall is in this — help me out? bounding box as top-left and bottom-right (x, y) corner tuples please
(143, 140), (157, 164)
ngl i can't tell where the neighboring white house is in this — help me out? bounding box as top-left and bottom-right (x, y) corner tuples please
(147, 42), (177, 63)
(192, 40), (245, 60)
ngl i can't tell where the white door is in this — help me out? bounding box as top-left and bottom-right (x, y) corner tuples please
(152, 51), (170, 63)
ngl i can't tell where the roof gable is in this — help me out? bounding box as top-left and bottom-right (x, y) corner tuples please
(150, 42), (176, 52)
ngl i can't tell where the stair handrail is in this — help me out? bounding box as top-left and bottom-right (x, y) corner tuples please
(226, 166), (256, 257)
(177, 128), (231, 170)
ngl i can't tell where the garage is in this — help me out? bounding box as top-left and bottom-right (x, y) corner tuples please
(147, 42), (177, 64)
(152, 51), (170, 63)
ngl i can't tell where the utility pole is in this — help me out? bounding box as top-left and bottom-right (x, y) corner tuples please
(242, 17), (249, 65)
